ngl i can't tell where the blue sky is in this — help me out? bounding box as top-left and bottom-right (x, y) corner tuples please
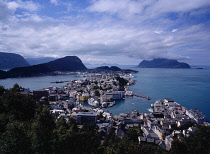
(0, 0), (210, 65)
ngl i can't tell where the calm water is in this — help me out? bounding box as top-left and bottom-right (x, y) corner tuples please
(0, 68), (210, 121)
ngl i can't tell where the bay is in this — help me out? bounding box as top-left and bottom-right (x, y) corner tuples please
(0, 68), (210, 121)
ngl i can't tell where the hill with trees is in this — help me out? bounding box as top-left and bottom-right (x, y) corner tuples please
(3, 56), (87, 78)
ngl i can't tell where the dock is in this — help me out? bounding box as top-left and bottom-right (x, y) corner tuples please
(133, 94), (151, 100)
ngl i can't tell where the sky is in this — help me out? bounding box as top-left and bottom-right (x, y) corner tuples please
(0, 0), (210, 65)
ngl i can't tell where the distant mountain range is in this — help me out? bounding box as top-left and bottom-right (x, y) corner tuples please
(8, 56), (87, 77)
(0, 56), (87, 79)
(26, 57), (57, 65)
(0, 52), (29, 70)
(0, 55), (138, 79)
(138, 58), (191, 68)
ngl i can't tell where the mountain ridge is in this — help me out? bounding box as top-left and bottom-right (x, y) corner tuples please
(0, 52), (29, 69)
(6, 56), (87, 78)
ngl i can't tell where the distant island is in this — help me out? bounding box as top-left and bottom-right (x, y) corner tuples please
(138, 58), (191, 68)
(89, 66), (138, 74)
(0, 52), (29, 70)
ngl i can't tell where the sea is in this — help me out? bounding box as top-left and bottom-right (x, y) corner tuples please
(0, 67), (210, 122)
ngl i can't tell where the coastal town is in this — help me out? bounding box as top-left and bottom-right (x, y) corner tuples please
(22, 72), (209, 151)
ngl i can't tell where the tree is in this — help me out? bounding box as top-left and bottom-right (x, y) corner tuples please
(30, 106), (55, 153)
(0, 86), (5, 96)
(0, 122), (32, 154)
(95, 90), (100, 96)
(11, 83), (22, 92)
(126, 129), (138, 142)
(1, 91), (36, 121)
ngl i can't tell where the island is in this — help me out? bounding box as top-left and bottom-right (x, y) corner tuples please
(138, 58), (191, 68)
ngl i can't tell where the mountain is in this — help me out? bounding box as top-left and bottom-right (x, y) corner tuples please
(7, 56), (87, 78)
(94, 66), (122, 72)
(26, 57), (57, 65)
(0, 52), (29, 70)
(138, 58), (191, 68)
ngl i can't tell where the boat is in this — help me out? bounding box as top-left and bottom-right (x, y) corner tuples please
(148, 108), (153, 113)
(88, 98), (100, 107)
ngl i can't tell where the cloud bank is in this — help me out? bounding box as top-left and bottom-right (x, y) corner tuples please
(0, 0), (210, 65)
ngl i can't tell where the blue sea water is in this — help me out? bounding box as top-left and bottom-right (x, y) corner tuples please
(0, 68), (210, 121)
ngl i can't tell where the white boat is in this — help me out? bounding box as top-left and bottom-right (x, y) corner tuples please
(88, 98), (100, 107)
(125, 91), (133, 96)
(148, 108), (153, 113)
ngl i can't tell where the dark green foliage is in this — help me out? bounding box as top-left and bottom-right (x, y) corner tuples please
(30, 106), (56, 153)
(115, 76), (128, 91)
(140, 145), (167, 154)
(11, 83), (22, 92)
(95, 90), (100, 96)
(70, 132), (100, 154)
(0, 122), (32, 154)
(169, 138), (187, 154)
(126, 129), (139, 142)
(0, 86), (5, 95)
(79, 123), (98, 133)
(0, 85), (36, 121)
(170, 126), (210, 154)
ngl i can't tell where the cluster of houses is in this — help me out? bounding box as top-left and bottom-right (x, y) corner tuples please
(26, 73), (209, 152)
(138, 98), (207, 150)
(33, 73), (134, 108)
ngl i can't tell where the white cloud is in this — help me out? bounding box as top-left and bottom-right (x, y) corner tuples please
(172, 29), (178, 32)
(1, 13), (209, 64)
(154, 30), (163, 34)
(50, 0), (58, 5)
(89, 0), (210, 20)
(0, 0), (210, 65)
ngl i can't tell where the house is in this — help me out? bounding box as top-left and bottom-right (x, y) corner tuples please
(76, 112), (98, 125)
(165, 135), (173, 151)
(186, 109), (205, 124)
(33, 89), (49, 100)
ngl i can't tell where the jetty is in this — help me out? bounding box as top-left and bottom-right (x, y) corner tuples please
(50, 80), (68, 83)
(133, 94), (151, 100)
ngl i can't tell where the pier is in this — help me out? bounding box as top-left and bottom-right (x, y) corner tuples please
(133, 94), (151, 100)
